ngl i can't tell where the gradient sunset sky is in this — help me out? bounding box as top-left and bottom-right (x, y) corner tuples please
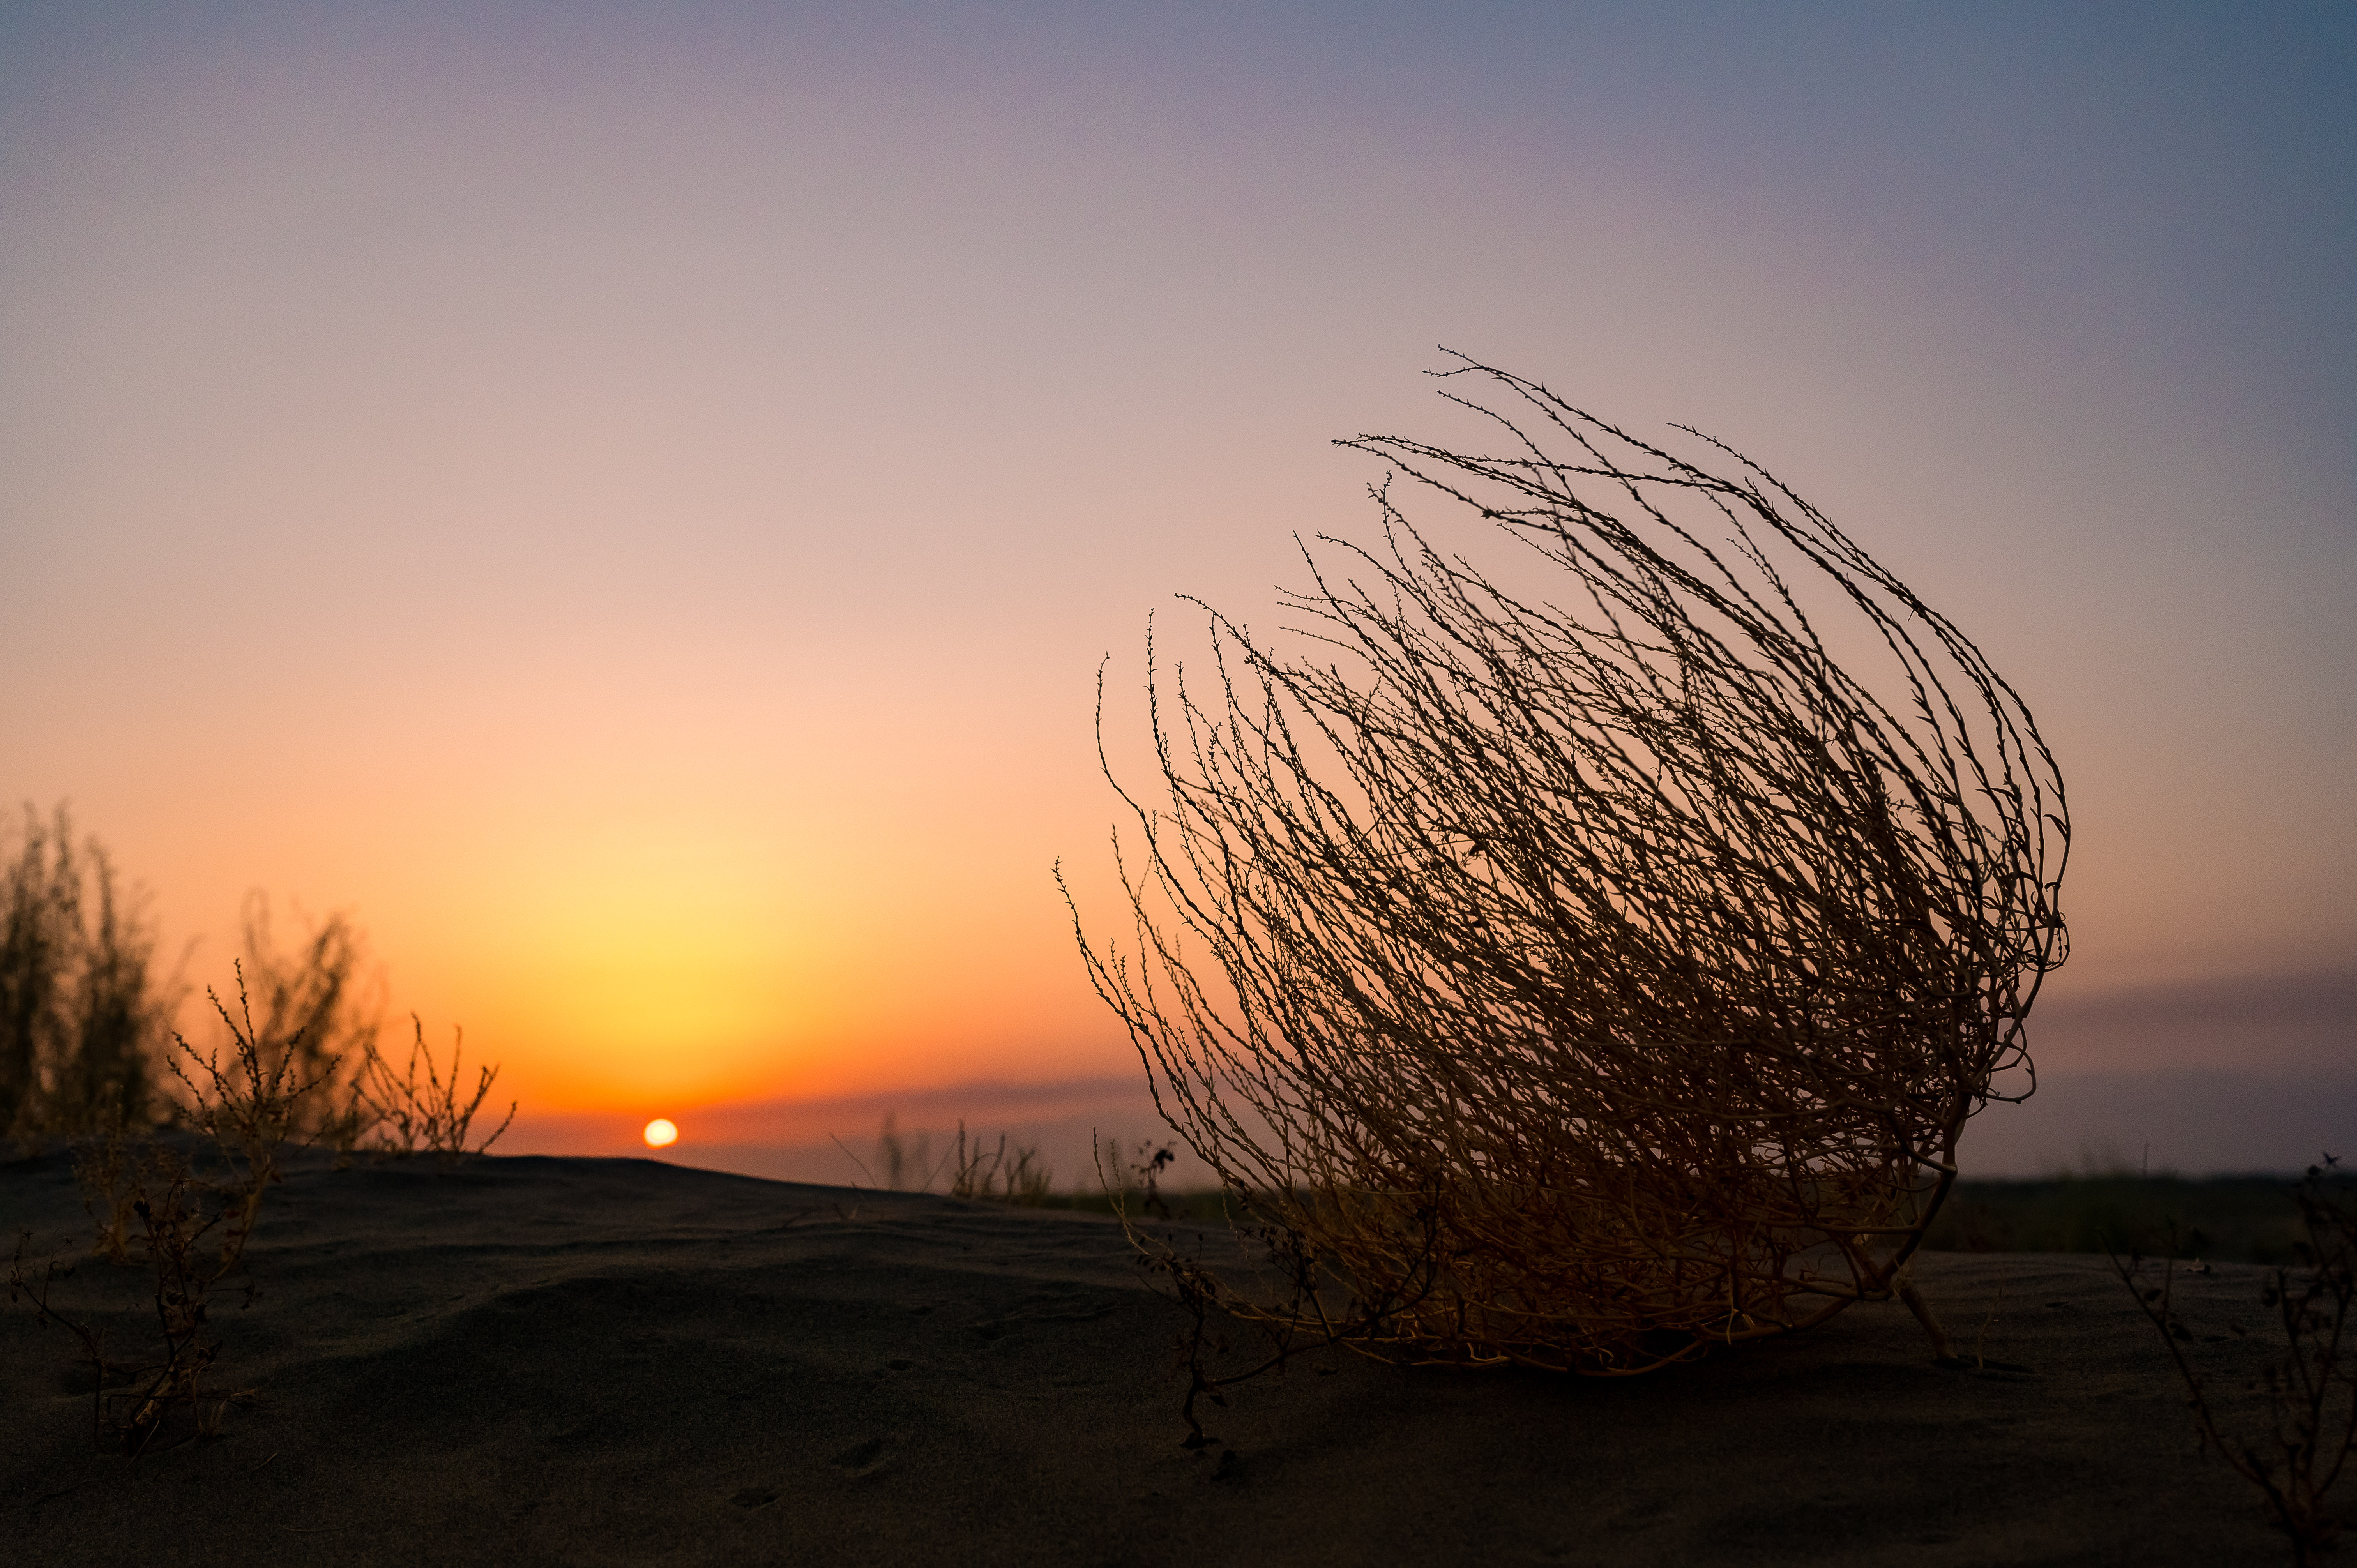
(4, 4), (2351, 1144)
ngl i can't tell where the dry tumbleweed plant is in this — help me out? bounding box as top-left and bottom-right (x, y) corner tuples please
(1064, 356), (2069, 1377)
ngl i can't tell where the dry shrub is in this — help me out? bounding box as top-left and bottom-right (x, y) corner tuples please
(163, 966), (320, 1253)
(353, 1013), (515, 1162)
(829, 1114), (952, 1192)
(10, 1149), (260, 1455)
(223, 895), (385, 1154)
(17, 971), (514, 1457)
(1065, 357), (2069, 1375)
(2120, 1162), (2357, 1566)
(1094, 1134), (1179, 1220)
(11, 970), (315, 1454)
(1, 804), (175, 1146)
(73, 1114), (141, 1265)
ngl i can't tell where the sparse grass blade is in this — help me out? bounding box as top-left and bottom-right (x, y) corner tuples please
(950, 1119), (1055, 1206)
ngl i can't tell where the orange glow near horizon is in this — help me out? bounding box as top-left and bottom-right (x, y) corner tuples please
(401, 864), (1123, 1112)
(135, 784), (1140, 1116)
(155, 743), (1150, 1113)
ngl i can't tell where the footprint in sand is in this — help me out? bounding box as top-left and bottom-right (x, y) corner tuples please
(830, 1437), (889, 1480)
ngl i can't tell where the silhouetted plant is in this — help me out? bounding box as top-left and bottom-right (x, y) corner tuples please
(223, 893), (385, 1150)
(12, 971), (323, 1455)
(352, 1013), (515, 1163)
(1083, 1135), (1171, 1222)
(1065, 355), (2070, 1377)
(10, 847), (514, 1456)
(880, 1113), (937, 1190)
(163, 965), (324, 1261)
(0, 812), (387, 1153)
(949, 1120), (1054, 1204)
(9, 1137), (270, 1455)
(1133, 1139), (1178, 1220)
(829, 1114), (942, 1192)
(2118, 1159), (2357, 1566)
(0, 805), (174, 1145)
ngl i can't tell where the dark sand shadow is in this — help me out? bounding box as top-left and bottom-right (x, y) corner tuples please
(2, 1148), (2293, 1566)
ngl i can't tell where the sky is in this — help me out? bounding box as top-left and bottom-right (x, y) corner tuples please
(3, 2), (2352, 1174)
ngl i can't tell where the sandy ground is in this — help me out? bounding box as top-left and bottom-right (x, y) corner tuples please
(1, 1145), (2309, 1566)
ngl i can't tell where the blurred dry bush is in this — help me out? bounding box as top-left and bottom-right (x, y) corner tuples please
(879, 1112), (934, 1191)
(0, 814), (390, 1156)
(949, 1120), (1055, 1205)
(220, 893), (385, 1152)
(0, 805), (175, 1147)
(1065, 356), (2070, 1376)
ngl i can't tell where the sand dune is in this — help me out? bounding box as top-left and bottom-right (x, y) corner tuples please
(2, 1148), (2302, 1565)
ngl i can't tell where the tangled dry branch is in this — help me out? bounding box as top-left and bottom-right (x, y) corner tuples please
(1064, 356), (2069, 1375)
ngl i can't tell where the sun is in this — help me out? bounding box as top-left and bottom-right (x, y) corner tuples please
(643, 1118), (678, 1148)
